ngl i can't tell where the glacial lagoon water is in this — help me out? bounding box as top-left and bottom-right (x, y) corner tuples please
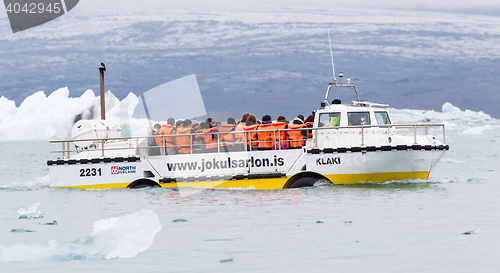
(1, 119), (500, 272)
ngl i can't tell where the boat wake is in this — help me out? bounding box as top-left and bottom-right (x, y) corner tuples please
(0, 209), (162, 262)
(0, 175), (50, 190)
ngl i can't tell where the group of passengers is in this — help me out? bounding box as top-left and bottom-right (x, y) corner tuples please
(148, 113), (315, 155)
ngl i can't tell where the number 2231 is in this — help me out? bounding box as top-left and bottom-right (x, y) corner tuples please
(80, 168), (101, 177)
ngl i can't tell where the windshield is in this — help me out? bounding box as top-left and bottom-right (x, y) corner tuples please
(318, 112), (341, 127)
(348, 112), (370, 126)
(375, 111), (391, 125)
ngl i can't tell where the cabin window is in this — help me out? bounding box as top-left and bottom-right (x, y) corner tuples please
(375, 111), (391, 125)
(348, 112), (370, 126)
(318, 112), (341, 127)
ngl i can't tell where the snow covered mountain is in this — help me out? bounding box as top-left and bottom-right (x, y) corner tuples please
(0, 3), (499, 120)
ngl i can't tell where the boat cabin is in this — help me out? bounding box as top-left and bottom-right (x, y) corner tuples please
(315, 101), (392, 128)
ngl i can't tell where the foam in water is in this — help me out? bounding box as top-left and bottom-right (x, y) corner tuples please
(17, 203), (44, 219)
(0, 209), (162, 262)
(1, 175), (50, 190)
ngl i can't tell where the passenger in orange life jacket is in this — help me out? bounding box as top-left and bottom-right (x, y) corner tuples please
(233, 113), (250, 151)
(205, 117), (219, 144)
(275, 115), (289, 149)
(194, 122), (213, 153)
(159, 118), (177, 155)
(148, 123), (162, 156)
(193, 122), (208, 152)
(257, 115), (274, 150)
(218, 117), (237, 152)
(288, 115), (308, 148)
(243, 114), (259, 150)
(305, 114), (315, 139)
(175, 119), (196, 154)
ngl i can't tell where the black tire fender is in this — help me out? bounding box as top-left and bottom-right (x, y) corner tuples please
(127, 179), (161, 189)
(289, 177), (318, 188)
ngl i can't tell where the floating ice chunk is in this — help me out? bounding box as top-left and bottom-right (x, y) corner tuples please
(41, 220), (58, 226)
(10, 229), (36, 233)
(0, 209), (162, 262)
(89, 209), (162, 259)
(461, 125), (495, 135)
(17, 203), (44, 219)
(389, 102), (495, 125)
(462, 229), (480, 235)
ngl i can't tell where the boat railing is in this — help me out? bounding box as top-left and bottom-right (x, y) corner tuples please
(49, 123), (446, 159)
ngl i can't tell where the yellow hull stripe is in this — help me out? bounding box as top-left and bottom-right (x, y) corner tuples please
(324, 171), (429, 184)
(54, 171), (429, 190)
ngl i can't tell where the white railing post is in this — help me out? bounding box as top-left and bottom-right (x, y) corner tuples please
(414, 125), (417, 144)
(274, 130), (277, 150)
(217, 131), (221, 153)
(442, 125), (446, 144)
(190, 133), (193, 154)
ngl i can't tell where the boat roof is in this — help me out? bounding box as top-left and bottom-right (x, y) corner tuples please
(319, 101), (389, 112)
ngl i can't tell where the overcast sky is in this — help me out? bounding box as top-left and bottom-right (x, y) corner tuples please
(82, 0), (500, 15)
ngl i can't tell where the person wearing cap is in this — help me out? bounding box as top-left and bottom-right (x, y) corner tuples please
(288, 115), (308, 148)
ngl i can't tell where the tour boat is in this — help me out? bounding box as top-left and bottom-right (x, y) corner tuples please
(47, 70), (448, 189)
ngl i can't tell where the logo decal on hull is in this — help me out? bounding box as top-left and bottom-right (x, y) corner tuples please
(111, 166), (136, 175)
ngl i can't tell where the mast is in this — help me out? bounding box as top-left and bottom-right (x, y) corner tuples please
(99, 63), (106, 120)
(327, 26), (336, 84)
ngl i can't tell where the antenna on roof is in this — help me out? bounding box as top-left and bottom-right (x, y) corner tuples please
(327, 26), (336, 84)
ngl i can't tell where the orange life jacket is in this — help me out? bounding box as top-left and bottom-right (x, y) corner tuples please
(234, 123), (246, 146)
(257, 123), (274, 149)
(288, 123), (305, 148)
(271, 122), (288, 148)
(152, 134), (162, 147)
(199, 128), (220, 150)
(175, 127), (194, 154)
(195, 128), (213, 144)
(159, 124), (176, 148)
(219, 124), (236, 148)
(243, 123), (259, 149)
(305, 122), (314, 138)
